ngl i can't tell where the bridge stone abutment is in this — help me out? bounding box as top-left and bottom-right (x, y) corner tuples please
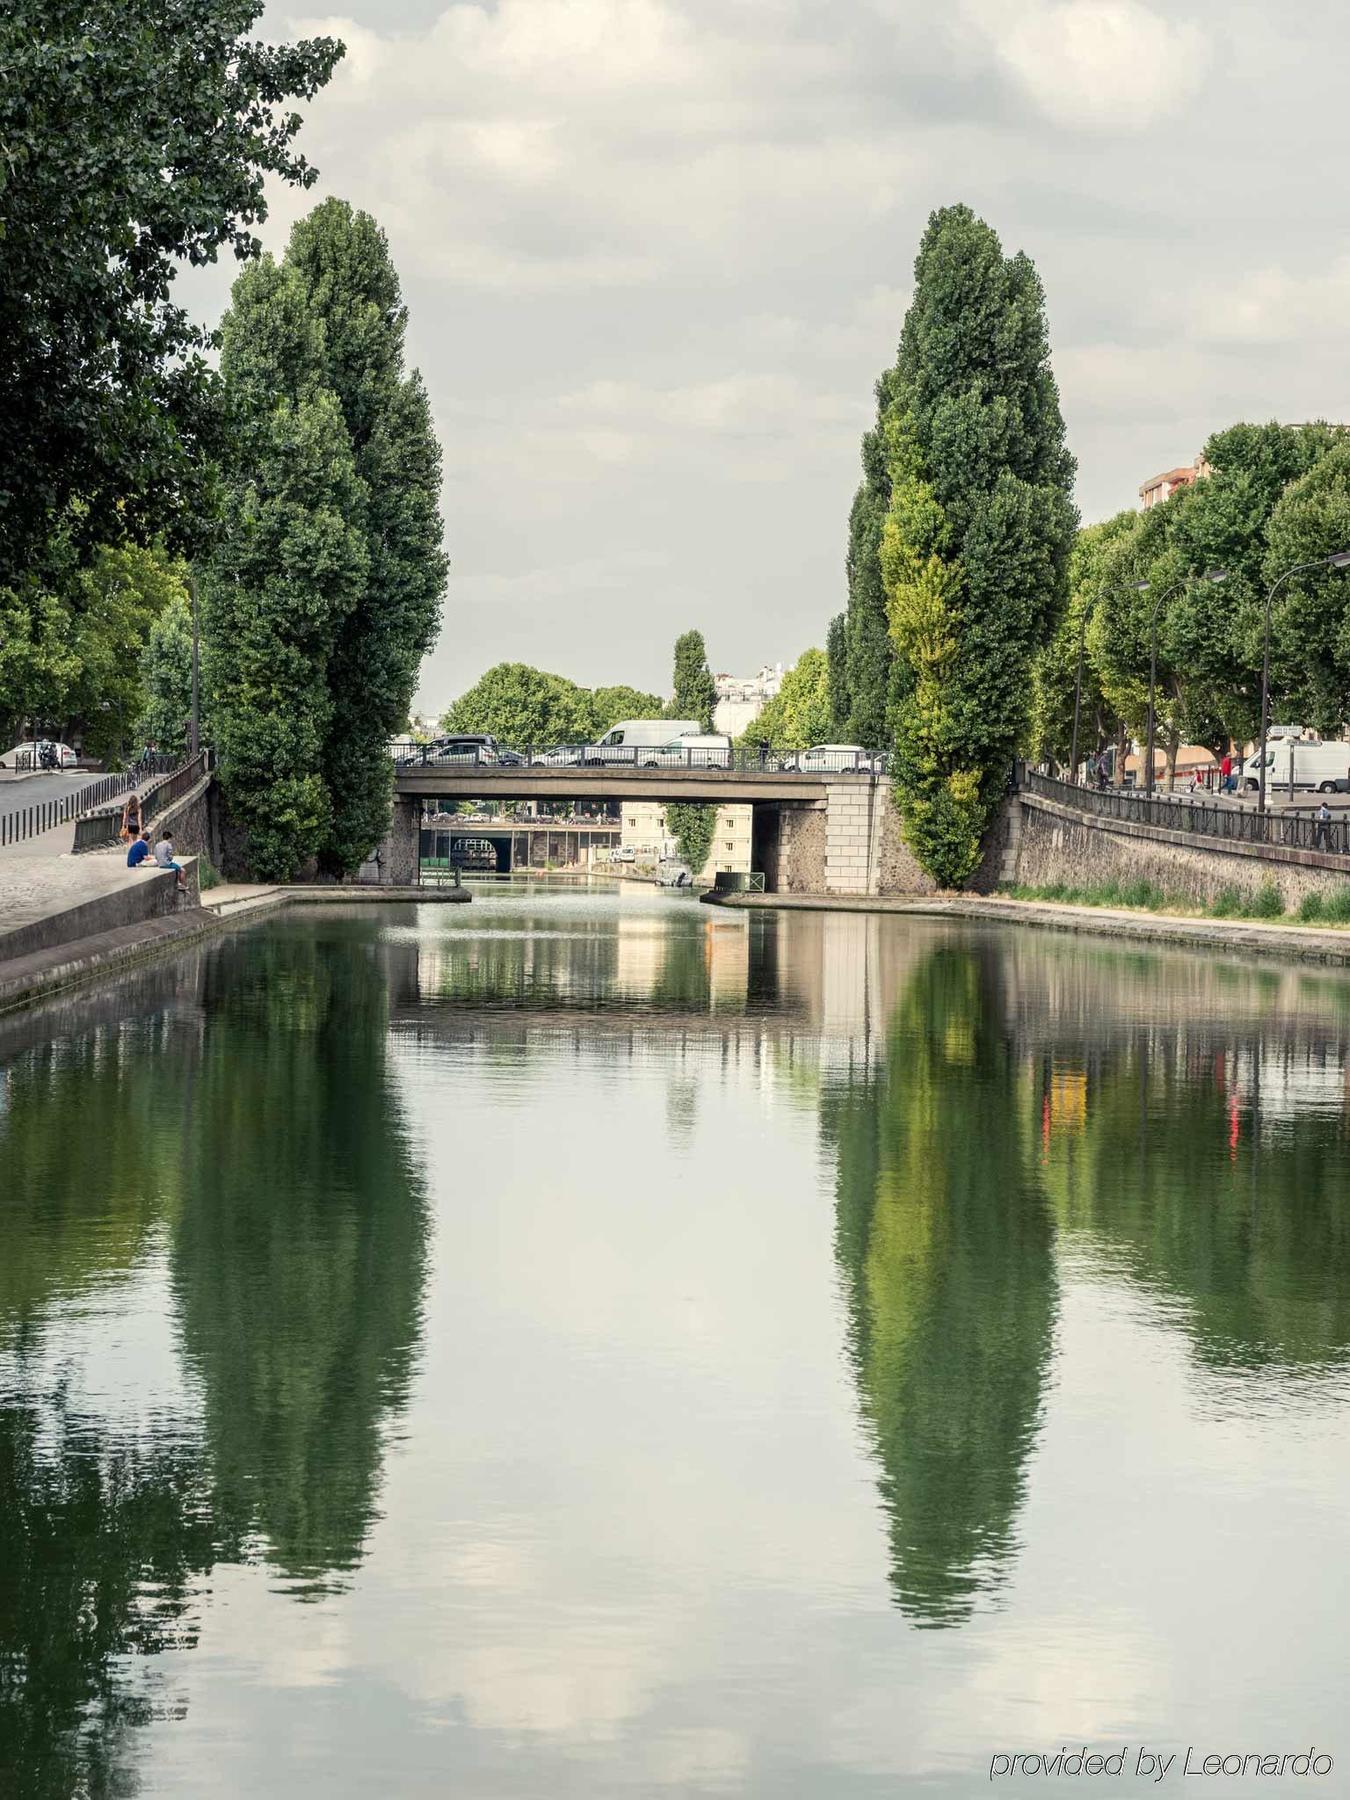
(377, 795), (421, 886)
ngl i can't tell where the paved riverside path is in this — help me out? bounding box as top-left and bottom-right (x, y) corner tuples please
(0, 843), (160, 946)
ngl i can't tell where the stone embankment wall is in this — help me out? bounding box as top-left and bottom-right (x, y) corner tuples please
(1015, 794), (1350, 908)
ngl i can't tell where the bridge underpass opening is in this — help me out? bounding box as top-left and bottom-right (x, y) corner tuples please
(419, 817), (621, 875)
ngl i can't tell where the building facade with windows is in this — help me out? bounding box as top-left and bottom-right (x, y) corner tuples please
(713, 665), (785, 737)
(620, 801), (752, 880)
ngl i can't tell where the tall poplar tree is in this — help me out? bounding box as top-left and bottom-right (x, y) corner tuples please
(204, 259), (369, 880)
(882, 206), (1076, 886)
(669, 630), (717, 731)
(286, 201), (447, 876)
(841, 379), (897, 746)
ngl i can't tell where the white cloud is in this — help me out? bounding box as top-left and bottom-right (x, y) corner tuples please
(1200, 257), (1350, 346)
(961, 0), (1210, 129)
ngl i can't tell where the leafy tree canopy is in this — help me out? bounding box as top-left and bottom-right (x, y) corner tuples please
(286, 199), (447, 876)
(203, 257), (369, 881)
(0, 1), (344, 583)
(589, 685), (666, 734)
(670, 630), (716, 732)
(443, 663), (596, 746)
(740, 648), (833, 750)
(882, 204), (1076, 885)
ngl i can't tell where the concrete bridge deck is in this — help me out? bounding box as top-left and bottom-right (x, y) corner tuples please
(393, 765), (873, 806)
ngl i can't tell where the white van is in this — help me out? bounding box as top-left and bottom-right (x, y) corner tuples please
(586, 719), (703, 766)
(1241, 738), (1350, 793)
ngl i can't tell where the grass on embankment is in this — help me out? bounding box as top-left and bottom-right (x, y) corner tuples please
(999, 878), (1350, 927)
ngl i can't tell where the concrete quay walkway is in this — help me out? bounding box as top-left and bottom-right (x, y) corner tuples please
(704, 889), (1350, 969)
(0, 865), (470, 1017)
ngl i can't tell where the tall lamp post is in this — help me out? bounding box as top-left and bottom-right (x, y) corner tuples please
(188, 570), (201, 760)
(1257, 550), (1350, 815)
(1068, 585), (1127, 785)
(1069, 601), (1091, 785)
(1137, 570), (1227, 796)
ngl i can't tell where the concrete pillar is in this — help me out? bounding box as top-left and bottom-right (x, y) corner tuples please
(377, 796), (420, 886)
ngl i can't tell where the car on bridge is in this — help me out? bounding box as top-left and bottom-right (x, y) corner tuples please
(531, 744), (587, 767)
(580, 720), (734, 768)
(397, 733), (527, 768)
(782, 744), (886, 773)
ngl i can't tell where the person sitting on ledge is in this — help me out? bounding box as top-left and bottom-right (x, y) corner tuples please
(153, 830), (188, 891)
(127, 829), (153, 868)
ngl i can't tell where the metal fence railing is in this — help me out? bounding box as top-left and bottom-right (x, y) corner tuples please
(72, 750), (212, 853)
(1022, 768), (1350, 858)
(0, 755), (182, 851)
(393, 743), (888, 776)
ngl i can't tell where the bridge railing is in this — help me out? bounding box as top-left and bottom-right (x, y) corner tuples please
(72, 750), (212, 853)
(1021, 768), (1350, 857)
(0, 753), (182, 852)
(394, 743), (889, 775)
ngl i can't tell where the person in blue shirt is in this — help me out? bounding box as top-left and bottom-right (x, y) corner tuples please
(127, 830), (152, 867)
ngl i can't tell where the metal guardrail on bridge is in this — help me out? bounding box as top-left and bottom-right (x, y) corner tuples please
(72, 750), (213, 853)
(395, 743), (888, 775)
(0, 754), (181, 851)
(1021, 768), (1350, 857)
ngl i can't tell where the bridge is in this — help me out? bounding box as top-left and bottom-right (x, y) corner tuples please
(382, 756), (902, 892)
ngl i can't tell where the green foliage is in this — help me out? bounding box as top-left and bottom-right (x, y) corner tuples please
(1029, 512), (1137, 767)
(0, 542), (185, 759)
(0, 586), (82, 746)
(670, 630), (716, 732)
(825, 612), (850, 738)
(65, 545), (189, 762)
(444, 667), (665, 743)
(588, 685), (666, 734)
(286, 200), (447, 876)
(443, 663), (595, 744)
(1262, 442), (1350, 732)
(204, 258), (369, 882)
(741, 648), (833, 750)
(1090, 423), (1347, 763)
(0, 1), (343, 584)
(823, 944), (1056, 1623)
(665, 801), (716, 875)
(842, 443), (895, 746)
(1004, 876), (1289, 921)
(881, 206), (1077, 886)
(139, 592), (196, 759)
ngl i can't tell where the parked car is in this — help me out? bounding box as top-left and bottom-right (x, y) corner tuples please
(613, 845), (637, 862)
(1, 739), (79, 770)
(783, 743), (881, 773)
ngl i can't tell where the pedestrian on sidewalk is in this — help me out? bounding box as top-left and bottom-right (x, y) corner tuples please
(120, 792), (142, 842)
(1314, 800), (1332, 851)
(153, 830), (188, 891)
(127, 829), (153, 868)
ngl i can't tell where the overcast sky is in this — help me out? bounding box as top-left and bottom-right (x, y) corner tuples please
(201, 0), (1350, 709)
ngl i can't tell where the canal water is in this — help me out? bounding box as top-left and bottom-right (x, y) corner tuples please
(2, 886), (1348, 1797)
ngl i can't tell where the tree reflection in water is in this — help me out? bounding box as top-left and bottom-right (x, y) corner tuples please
(824, 942), (1057, 1628)
(0, 926), (428, 1794)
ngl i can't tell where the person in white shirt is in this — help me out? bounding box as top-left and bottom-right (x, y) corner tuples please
(153, 831), (187, 891)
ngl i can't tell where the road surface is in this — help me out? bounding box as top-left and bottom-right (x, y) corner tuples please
(0, 771), (102, 819)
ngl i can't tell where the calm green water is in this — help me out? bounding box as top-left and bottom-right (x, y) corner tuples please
(2, 886), (1349, 1798)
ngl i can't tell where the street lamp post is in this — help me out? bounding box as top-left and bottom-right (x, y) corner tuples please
(1069, 605), (1090, 785)
(188, 570), (201, 760)
(1138, 570), (1227, 796)
(1257, 550), (1350, 815)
